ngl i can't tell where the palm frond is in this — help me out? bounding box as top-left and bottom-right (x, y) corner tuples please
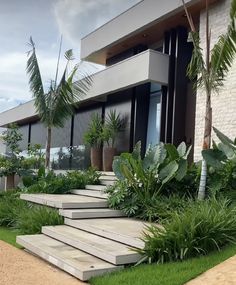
(187, 32), (206, 89)
(26, 37), (46, 117)
(210, 0), (236, 90)
(49, 58), (92, 127)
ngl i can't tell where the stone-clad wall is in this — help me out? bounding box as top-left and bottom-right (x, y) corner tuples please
(194, 0), (236, 161)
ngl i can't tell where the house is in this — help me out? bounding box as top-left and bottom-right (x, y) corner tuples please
(0, 0), (235, 168)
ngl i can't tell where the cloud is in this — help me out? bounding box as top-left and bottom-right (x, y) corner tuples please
(53, 0), (140, 47)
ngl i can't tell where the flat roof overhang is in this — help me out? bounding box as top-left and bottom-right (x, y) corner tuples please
(81, 0), (218, 65)
(0, 49), (169, 127)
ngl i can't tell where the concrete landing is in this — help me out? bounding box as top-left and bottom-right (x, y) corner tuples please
(17, 234), (122, 281)
(42, 225), (141, 265)
(71, 189), (108, 199)
(65, 218), (151, 249)
(59, 208), (126, 219)
(20, 194), (108, 209)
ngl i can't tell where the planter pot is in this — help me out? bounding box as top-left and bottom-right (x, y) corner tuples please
(90, 147), (102, 170)
(103, 147), (116, 172)
(4, 174), (15, 191)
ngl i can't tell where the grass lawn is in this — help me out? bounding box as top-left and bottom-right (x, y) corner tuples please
(90, 244), (236, 285)
(0, 227), (22, 248)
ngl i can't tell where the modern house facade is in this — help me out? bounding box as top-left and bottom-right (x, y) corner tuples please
(0, 0), (235, 168)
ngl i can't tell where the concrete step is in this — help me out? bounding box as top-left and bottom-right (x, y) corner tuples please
(17, 234), (122, 281)
(20, 194), (107, 209)
(99, 175), (117, 181)
(98, 171), (115, 176)
(70, 189), (108, 199)
(42, 225), (141, 265)
(65, 218), (151, 249)
(99, 180), (116, 186)
(85, 185), (107, 191)
(59, 208), (126, 219)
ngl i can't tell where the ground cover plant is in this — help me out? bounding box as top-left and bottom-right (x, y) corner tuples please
(0, 191), (63, 234)
(140, 199), (236, 263)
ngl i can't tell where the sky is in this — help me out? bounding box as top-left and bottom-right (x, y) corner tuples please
(0, 0), (140, 113)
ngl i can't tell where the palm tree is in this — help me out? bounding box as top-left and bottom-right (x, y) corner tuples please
(26, 37), (92, 169)
(182, 0), (236, 199)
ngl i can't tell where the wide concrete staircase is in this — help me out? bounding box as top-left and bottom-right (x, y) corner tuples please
(17, 172), (152, 281)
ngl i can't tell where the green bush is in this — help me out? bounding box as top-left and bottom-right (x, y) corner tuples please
(0, 191), (26, 227)
(15, 205), (63, 234)
(108, 142), (191, 220)
(140, 199), (236, 263)
(25, 168), (100, 194)
(0, 190), (63, 234)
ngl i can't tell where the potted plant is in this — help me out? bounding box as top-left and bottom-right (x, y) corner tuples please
(102, 110), (125, 171)
(83, 113), (103, 170)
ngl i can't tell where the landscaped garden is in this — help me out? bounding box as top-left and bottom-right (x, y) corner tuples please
(1, 1), (236, 283)
(1, 123), (236, 284)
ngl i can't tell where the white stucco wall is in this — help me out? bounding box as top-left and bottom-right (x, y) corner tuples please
(194, 0), (236, 161)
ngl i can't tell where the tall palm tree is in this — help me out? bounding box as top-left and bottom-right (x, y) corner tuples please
(182, 0), (236, 199)
(26, 37), (92, 169)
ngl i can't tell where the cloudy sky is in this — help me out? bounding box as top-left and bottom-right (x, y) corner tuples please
(0, 0), (140, 113)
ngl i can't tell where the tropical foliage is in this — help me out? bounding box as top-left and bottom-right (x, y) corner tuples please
(183, 0), (236, 199)
(26, 37), (92, 168)
(102, 110), (125, 147)
(0, 191), (63, 234)
(107, 141), (191, 220)
(83, 113), (103, 148)
(23, 167), (100, 194)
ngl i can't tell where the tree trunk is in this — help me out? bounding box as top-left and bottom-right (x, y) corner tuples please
(45, 127), (52, 169)
(198, 91), (212, 200)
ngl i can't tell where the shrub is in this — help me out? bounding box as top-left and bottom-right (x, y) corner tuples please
(140, 199), (236, 263)
(108, 142), (191, 220)
(202, 128), (236, 199)
(0, 191), (26, 227)
(25, 168), (100, 194)
(67, 168), (100, 189)
(15, 205), (64, 234)
(0, 190), (63, 234)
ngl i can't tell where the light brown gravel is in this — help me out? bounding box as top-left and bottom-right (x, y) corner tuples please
(0, 240), (85, 285)
(186, 255), (236, 285)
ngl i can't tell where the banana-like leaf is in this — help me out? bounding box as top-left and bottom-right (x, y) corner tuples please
(159, 161), (178, 185)
(202, 149), (226, 169)
(175, 159), (188, 181)
(177, 142), (187, 157)
(165, 144), (179, 160)
(121, 164), (133, 181)
(213, 127), (236, 149)
(218, 142), (236, 160)
(154, 142), (166, 164)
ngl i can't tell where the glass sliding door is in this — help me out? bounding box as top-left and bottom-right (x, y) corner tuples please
(146, 85), (162, 147)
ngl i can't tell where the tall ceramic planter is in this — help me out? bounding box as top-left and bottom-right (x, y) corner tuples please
(90, 147), (102, 170)
(103, 147), (116, 171)
(4, 174), (15, 191)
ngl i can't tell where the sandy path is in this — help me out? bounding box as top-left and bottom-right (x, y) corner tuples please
(0, 241), (86, 285)
(186, 255), (236, 285)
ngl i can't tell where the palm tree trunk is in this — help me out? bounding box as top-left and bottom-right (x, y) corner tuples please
(198, 91), (212, 200)
(45, 126), (51, 169)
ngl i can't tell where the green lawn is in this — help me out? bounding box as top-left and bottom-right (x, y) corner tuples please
(0, 227), (22, 248)
(90, 244), (236, 285)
